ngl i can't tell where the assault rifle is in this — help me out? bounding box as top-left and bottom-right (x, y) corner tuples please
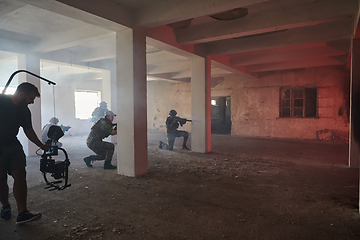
(176, 117), (192, 126)
(60, 124), (71, 133)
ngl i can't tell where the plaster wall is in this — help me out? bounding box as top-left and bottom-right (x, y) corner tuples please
(147, 80), (192, 134)
(147, 67), (349, 141)
(40, 76), (102, 136)
(215, 67), (349, 140)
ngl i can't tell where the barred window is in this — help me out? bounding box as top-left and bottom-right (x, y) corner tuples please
(280, 87), (317, 118)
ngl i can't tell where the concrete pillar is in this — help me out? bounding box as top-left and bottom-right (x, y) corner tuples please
(191, 54), (211, 153)
(116, 27), (148, 177)
(349, 39), (360, 213)
(17, 54), (42, 157)
(102, 69), (117, 144)
(102, 70), (111, 110)
(349, 39), (360, 169)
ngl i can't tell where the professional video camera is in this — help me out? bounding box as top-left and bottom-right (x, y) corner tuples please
(40, 125), (71, 191)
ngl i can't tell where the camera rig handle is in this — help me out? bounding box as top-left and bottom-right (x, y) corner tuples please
(2, 70), (56, 94)
(40, 147), (71, 191)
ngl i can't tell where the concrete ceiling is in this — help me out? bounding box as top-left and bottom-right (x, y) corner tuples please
(0, 0), (358, 83)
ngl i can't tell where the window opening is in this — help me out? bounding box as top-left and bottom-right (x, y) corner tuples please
(74, 90), (101, 119)
(280, 87), (317, 118)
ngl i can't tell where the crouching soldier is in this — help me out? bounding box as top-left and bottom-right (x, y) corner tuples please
(159, 109), (190, 150)
(84, 111), (117, 169)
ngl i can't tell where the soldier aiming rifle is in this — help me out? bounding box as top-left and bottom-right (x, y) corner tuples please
(159, 110), (191, 151)
(41, 117), (71, 148)
(83, 111), (117, 169)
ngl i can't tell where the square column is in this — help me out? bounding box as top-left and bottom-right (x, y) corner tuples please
(116, 28), (148, 177)
(191, 55), (211, 153)
(102, 70), (112, 110)
(349, 39), (360, 169)
(17, 54), (42, 156)
(102, 69), (117, 144)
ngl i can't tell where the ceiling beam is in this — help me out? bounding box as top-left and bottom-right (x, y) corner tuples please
(247, 57), (344, 73)
(147, 73), (179, 81)
(211, 55), (256, 79)
(0, 37), (31, 54)
(0, 55), (17, 64)
(147, 27), (256, 78)
(19, 0), (130, 31)
(175, 0), (358, 45)
(32, 30), (114, 53)
(146, 28), (197, 59)
(76, 45), (116, 62)
(147, 51), (188, 64)
(229, 44), (346, 66)
(206, 18), (355, 55)
(41, 58), (104, 72)
(211, 67), (232, 76)
(135, 0), (269, 28)
(147, 60), (191, 74)
(0, 0), (27, 17)
(172, 70), (191, 79)
(330, 55), (348, 64)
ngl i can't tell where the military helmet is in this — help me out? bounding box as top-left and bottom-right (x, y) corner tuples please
(49, 117), (59, 124)
(169, 110), (177, 116)
(100, 101), (107, 107)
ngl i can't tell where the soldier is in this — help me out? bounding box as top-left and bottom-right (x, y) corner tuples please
(159, 109), (190, 150)
(91, 101), (108, 123)
(84, 110), (117, 169)
(41, 117), (63, 147)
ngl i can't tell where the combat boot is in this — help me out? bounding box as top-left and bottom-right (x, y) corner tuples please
(83, 156), (93, 167)
(182, 144), (190, 150)
(104, 161), (116, 170)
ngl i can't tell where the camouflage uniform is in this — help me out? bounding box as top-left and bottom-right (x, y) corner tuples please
(86, 117), (116, 163)
(163, 115), (189, 150)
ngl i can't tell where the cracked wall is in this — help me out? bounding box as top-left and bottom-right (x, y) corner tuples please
(147, 66), (349, 141)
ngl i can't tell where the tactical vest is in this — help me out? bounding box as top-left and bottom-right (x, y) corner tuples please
(89, 118), (113, 140)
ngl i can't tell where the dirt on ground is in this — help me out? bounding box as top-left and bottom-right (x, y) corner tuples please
(1, 132), (359, 240)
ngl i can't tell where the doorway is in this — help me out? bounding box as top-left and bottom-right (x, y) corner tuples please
(211, 96), (231, 134)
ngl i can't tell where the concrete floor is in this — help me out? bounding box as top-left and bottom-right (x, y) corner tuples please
(2, 132), (359, 239)
(22, 132), (351, 189)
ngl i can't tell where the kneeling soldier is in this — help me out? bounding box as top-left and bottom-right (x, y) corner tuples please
(84, 111), (117, 169)
(159, 109), (190, 150)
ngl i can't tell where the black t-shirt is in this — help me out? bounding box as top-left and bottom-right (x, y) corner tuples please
(0, 94), (32, 146)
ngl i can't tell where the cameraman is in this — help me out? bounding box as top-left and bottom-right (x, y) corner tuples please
(84, 110), (117, 169)
(0, 82), (49, 224)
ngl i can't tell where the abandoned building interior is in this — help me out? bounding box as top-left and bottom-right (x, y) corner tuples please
(1, 0), (360, 238)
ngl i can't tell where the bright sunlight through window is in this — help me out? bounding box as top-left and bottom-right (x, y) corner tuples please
(74, 90), (101, 119)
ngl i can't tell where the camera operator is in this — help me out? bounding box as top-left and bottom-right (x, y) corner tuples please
(0, 82), (49, 224)
(84, 110), (117, 169)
